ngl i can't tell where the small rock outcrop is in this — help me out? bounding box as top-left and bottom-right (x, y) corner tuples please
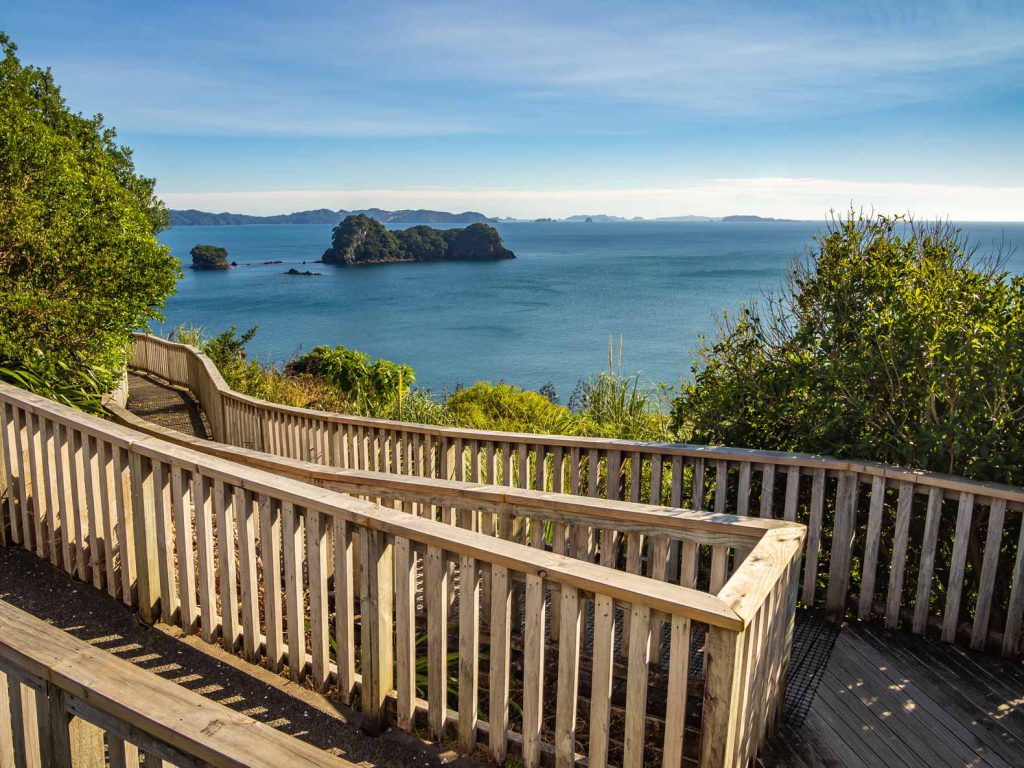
(189, 244), (230, 270)
(321, 215), (514, 266)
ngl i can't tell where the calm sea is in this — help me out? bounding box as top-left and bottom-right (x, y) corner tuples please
(156, 221), (1024, 400)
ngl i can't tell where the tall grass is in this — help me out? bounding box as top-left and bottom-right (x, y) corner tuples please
(572, 372), (671, 441)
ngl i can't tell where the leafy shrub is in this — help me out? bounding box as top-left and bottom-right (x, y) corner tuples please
(673, 212), (1024, 485)
(203, 325), (259, 371)
(0, 360), (105, 414)
(288, 345), (415, 416)
(445, 382), (576, 434)
(0, 33), (178, 398)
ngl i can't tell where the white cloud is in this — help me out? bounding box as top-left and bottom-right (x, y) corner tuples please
(159, 176), (1024, 221)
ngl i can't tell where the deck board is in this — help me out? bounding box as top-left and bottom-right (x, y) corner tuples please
(762, 622), (1024, 768)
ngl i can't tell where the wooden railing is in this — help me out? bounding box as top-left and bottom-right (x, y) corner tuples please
(1, 381), (801, 767)
(0, 600), (354, 768)
(129, 332), (1024, 658)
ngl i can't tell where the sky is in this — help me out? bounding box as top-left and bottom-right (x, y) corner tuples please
(6, 0), (1024, 220)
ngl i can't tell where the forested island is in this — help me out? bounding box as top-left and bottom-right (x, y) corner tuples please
(189, 244), (231, 270)
(321, 214), (515, 265)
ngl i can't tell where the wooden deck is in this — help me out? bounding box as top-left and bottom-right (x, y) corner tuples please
(762, 621), (1024, 768)
(117, 367), (1024, 768)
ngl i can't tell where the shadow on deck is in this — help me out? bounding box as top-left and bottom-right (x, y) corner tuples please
(761, 621), (1024, 767)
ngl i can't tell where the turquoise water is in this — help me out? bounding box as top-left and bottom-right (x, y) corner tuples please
(156, 221), (1024, 400)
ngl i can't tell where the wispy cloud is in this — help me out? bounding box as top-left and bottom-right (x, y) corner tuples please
(386, 0), (1024, 117)
(159, 176), (1024, 221)
(23, 0), (1024, 138)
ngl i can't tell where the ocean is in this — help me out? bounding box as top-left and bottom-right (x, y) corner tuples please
(156, 220), (1024, 400)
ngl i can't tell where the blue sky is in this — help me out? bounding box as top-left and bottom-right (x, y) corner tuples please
(6, 1), (1024, 219)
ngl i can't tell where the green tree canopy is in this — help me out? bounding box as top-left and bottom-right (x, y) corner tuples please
(0, 32), (179, 396)
(672, 212), (1024, 485)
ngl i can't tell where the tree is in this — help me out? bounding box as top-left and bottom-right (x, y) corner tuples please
(672, 212), (1024, 485)
(0, 33), (179, 398)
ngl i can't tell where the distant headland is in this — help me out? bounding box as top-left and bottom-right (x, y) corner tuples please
(719, 214), (797, 223)
(169, 208), (496, 227)
(171, 207), (804, 226)
(322, 214), (514, 266)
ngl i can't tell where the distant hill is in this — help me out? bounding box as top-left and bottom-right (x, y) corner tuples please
(564, 214), (629, 222)
(720, 214), (796, 223)
(654, 215), (716, 222)
(169, 208), (496, 226)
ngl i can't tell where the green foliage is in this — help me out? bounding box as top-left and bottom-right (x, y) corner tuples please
(0, 33), (179, 397)
(168, 323), (203, 348)
(396, 225), (448, 261)
(673, 212), (1024, 485)
(177, 325), (348, 412)
(440, 222), (514, 260)
(0, 360), (105, 414)
(289, 345), (415, 416)
(189, 244), (230, 270)
(445, 382), (576, 434)
(324, 214), (400, 264)
(203, 325), (259, 370)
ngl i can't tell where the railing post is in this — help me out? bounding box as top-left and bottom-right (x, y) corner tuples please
(700, 625), (745, 768)
(44, 683), (73, 767)
(128, 452), (160, 624)
(825, 471), (859, 616)
(359, 527), (394, 735)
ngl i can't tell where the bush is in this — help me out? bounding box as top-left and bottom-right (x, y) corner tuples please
(203, 325), (259, 370)
(445, 382), (576, 434)
(672, 212), (1024, 485)
(0, 33), (179, 398)
(288, 345), (415, 416)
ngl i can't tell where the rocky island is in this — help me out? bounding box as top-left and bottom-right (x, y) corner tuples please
(322, 214), (515, 266)
(189, 244), (232, 270)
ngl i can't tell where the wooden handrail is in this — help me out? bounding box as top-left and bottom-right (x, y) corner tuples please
(0, 600), (353, 768)
(9, 382), (745, 629)
(108, 399), (791, 546)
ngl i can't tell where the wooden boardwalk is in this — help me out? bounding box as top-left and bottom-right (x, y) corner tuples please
(761, 622), (1024, 768)
(126, 371), (210, 438)
(122, 372), (1024, 768)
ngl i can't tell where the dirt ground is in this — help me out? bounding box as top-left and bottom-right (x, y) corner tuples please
(0, 545), (483, 768)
